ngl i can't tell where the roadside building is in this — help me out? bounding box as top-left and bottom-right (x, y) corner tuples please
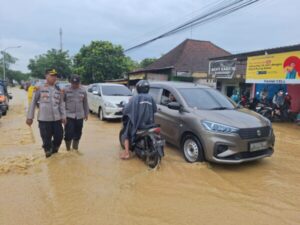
(209, 44), (300, 113)
(128, 39), (229, 89)
(104, 78), (128, 85)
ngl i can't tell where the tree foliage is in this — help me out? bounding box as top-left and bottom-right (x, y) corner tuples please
(7, 70), (30, 83)
(28, 49), (72, 79)
(139, 57), (157, 68)
(0, 52), (29, 83)
(73, 41), (136, 83)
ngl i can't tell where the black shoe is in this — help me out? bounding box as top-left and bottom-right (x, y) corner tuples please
(45, 150), (52, 158)
(72, 140), (79, 150)
(52, 147), (59, 154)
(65, 141), (72, 151)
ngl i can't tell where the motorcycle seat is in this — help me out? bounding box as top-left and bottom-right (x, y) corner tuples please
(136, 124), (160, 135)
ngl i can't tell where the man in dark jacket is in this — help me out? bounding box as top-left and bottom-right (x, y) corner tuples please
(120, 80), (157, 159)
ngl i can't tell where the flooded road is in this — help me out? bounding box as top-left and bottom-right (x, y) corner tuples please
(0, 88), (299, 225)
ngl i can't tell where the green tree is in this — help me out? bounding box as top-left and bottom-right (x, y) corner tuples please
(140, 57), (157, 68)
(0, 52), (17, 79)
(7, 70), (30, 83)
(73, 41), (136, 83)
(0, 52), (28, 83)
(28, 49), (72, 79)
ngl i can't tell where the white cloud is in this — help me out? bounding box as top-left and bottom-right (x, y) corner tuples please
(1, 0), (299, 72)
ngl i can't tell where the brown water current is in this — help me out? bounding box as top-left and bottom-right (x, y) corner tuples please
(0, 88), (299, 225)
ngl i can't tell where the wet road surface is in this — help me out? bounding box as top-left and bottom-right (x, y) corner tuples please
(0, 88), (300, 225)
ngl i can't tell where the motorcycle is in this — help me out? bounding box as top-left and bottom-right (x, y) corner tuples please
(255, 103), (273, 120)
(119, 115), (165, 169)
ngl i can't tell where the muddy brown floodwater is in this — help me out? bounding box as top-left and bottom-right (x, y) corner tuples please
(0, 88), (299, 225)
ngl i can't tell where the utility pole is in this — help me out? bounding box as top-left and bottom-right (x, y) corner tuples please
(59, 27), (63, 51)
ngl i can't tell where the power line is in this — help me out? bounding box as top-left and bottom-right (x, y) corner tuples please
(125, 0), (261, 53)
(123, 0), (228, 47)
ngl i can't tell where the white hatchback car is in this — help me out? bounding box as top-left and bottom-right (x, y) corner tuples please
(87, 83), (132, 120)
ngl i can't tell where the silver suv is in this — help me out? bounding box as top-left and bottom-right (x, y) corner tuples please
(149, 81), (275, 164)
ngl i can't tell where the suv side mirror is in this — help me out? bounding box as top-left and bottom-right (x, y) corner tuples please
(167, 102), (181, 110)
(93, 91), (101, 96)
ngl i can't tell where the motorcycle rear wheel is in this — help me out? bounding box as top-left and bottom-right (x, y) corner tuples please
(146, 148), (161, 169)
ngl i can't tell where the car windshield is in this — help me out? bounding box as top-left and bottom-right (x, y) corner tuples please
(102, 86), (132, 96)
(179, 88), (236, 110)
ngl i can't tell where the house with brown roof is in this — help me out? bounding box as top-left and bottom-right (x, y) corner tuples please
(128, 39), (230, 87)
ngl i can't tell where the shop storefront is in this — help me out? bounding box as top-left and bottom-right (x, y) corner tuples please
(209, 44), (300, 114)
(246, 50), (300, 113)
(208, 58), (253, 98)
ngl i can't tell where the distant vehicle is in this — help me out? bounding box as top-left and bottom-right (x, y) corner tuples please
(0, 80), (13, 116)
(87, 83), (132, 120)
(148, 81), (275, 164)
(56, 81), (70, 90)
(35, 79), (46, 87)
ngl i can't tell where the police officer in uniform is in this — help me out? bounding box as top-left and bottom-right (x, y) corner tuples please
(26, 69), (66, 158)
(64, 75), (89, 150)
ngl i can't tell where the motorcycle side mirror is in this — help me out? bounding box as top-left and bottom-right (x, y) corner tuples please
(167, 102), (181, 111)
(8, 94), (13, 100)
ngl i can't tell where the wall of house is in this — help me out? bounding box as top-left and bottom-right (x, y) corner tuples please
(287, 84), (300, 112)
(146, 73), (168, 81)
(194, 78), (216, 88)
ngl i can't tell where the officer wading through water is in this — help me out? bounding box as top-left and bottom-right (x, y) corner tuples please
(26, 69), (66, 158)
(64, 75), (89, 151)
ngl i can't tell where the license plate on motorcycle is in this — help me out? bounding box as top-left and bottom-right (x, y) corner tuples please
(156, 140), (165, 146)
(249, 141), (268, 152)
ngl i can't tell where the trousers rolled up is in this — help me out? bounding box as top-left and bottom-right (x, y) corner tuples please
(64, 118), (84, 141)
(38, 121), (63, 152)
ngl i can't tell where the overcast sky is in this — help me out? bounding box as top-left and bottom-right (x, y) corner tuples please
(0, 0), (299, 72)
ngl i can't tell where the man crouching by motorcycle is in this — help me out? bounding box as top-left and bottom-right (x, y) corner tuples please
(120, 80), (157, 160)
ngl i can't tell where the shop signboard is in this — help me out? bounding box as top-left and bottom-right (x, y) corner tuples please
(209, 60), (236, 79)
(246, 51), (300, 84)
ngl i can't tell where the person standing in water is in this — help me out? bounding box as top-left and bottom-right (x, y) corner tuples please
(26, 69), (66, 158)
(63, 75), (89, 151)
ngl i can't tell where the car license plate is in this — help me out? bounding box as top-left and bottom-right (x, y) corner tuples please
(250, 141), (268, 152)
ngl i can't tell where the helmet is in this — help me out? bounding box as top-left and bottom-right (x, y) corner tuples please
(136, 80), (150, 94)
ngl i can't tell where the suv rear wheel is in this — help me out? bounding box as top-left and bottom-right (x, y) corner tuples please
(181, 134), (204, 163)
